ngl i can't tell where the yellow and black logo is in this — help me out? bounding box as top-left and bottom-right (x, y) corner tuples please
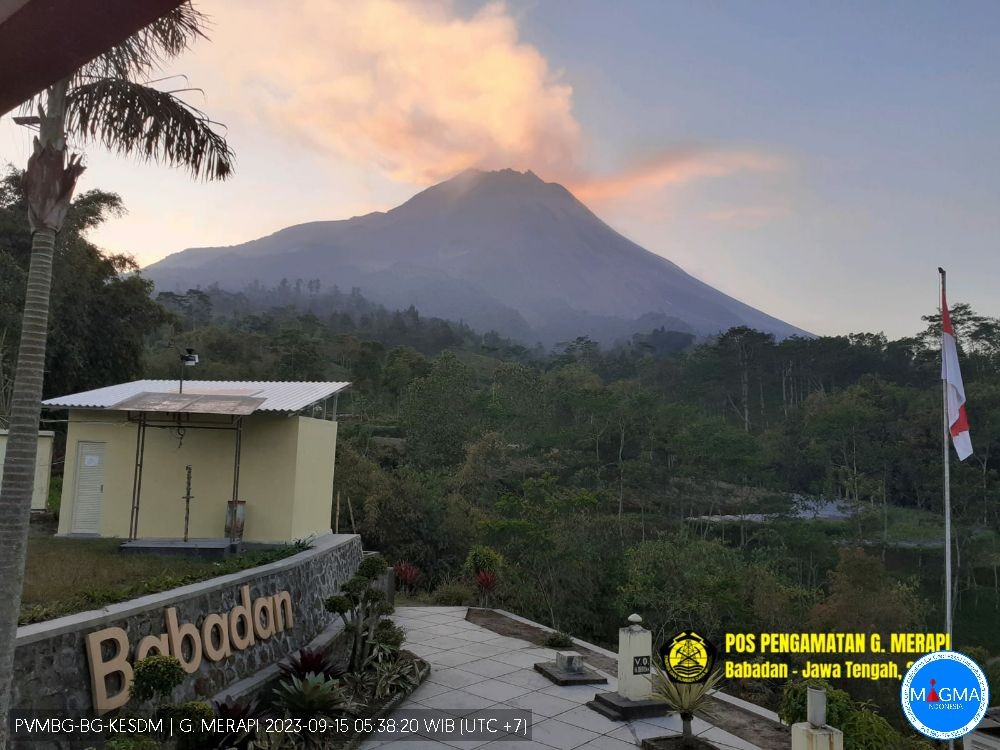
(660, 631), (717, 683)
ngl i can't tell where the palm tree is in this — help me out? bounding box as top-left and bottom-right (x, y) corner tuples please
(651, 661), (724, 747)
(0, 5), (233, 743)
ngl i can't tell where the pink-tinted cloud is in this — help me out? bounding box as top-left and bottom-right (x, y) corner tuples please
(201, 0), (580, 184)
(568, 149), (786, 204)
(193, 0), (788, 223)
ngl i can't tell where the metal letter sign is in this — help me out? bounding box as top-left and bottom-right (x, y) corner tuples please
(633, 655), (651, 675)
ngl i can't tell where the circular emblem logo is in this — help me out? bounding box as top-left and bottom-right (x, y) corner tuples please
(660, 631), (716, 683)
(900, 651), (989, 740)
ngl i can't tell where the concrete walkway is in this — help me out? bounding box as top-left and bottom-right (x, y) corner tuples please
(360, 606), (764, 750)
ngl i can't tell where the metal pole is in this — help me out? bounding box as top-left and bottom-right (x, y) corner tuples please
(128, 412), (147, 540)
(940, 268), (953, 643)
(940, 267), (955, 750)
(182, 464), (193, 542)
(230, 416), (243, 545)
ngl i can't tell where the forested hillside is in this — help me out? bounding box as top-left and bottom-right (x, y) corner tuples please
(3, 172), (999, 728)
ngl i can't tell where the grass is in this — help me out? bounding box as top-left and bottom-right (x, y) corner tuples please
(393, 590), (436, 606)
(20, 534), (305, 625)
(46, 475), (62, 515)
(857, 504), (946, 544)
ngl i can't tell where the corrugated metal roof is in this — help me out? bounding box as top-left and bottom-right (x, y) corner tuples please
(42, 380), (350, 413)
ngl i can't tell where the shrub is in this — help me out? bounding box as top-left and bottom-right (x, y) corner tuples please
(131, 655), (185, 703)
(475, 569), (499, 606)
(542, 631), (575, 649)
(105, 738), (160, 750)
(373, 658), (421, 701)
(279, 647), (343, 681)
(841, 706), (899, 750)
(211, 696), (263, 750)
(432, 581), (475, 606)
(358, 553), (389, 581)
(464, 545), (503, 576)
(47, 475), (62, 516)
(651, 663), (724, 741)
(779, 679), (854, 728)
(158, 702), (214, 750)
(989, 661), (1000, 706)
(271, 674), (358, 719)
(325, 555), (394, 671)
(394, 561), (421, 593)
(959, 645), (991, 666)
(342, 669), (378, 702)
(475, 570), (497, 591)
(365, 619), (407, 666)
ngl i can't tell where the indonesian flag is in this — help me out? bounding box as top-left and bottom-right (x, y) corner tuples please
(941, 290), (973, 460)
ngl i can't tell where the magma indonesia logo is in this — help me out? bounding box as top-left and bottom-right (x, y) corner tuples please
(900, 651), (990, 740)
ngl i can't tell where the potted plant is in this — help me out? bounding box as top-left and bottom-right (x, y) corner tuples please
(648, 660), (724, 749)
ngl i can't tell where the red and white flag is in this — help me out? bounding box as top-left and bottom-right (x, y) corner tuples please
(941, 290), (973, 460)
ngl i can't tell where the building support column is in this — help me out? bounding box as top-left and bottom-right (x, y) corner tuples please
(128, 412), (147, 540)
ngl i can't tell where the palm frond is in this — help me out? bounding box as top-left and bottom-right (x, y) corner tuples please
(15, 3), (208, 114)
(66, 79), (234, 181)
(82, 2), (208, 82)
(651, 661), (724, 715)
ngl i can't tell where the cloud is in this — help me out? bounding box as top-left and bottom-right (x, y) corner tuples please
(195, 0), (788, 223)
(567, 149), (786, 204)
(202, 0), (580, 184)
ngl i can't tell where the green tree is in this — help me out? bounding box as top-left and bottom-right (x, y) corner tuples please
(400, 352), (476, 467)
(617, 532), (746, 639)
(0, 6), (234, 740)
(273, 329), (327, 381)
(0, 170), (168, 399)
(811, 548), (923, 633)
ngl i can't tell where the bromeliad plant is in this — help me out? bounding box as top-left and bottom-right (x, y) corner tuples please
(271, 674), (358, 720)
(373, 658), (421, 701)
(324, 554), (396, 672)
(279, 647), (344, 682)
(393, 561), (421, 594)
(475, 570), (498, 607)
(650, 659), (723, 746)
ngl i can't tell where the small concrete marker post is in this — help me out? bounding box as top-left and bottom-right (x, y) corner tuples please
(587, 613), (667, 721)
(791, 687), (844, 750)
(618, 613), (651, 700)
(534, 645), (607, 686)
(556, 651), (583, 672)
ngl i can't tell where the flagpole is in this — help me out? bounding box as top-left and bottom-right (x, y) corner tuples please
(939, 267), (953, 643)
(940, 267), (954, 750)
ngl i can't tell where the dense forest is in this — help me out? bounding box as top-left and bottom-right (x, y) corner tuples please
(2, 169), (999, 733)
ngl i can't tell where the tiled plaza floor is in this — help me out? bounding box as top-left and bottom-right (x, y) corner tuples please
(359, 607), (764, 750)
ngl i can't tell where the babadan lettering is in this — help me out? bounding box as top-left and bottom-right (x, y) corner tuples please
(85, 585), (294, 714)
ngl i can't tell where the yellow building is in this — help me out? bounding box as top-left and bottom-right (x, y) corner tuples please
(43, 380), (349, 544)
(0, 429), (54, 511)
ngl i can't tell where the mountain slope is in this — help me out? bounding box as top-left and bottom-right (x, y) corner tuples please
(145, 168), (809, 343)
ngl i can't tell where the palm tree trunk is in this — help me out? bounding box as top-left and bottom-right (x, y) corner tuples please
(0, 227), (57, 748)
(0, 78), (82, 750)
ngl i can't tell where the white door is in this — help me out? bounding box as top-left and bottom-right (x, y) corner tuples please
(72, 442), (106, 534)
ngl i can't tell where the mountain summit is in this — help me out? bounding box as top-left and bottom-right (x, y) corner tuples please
(145, 168), (808, 343)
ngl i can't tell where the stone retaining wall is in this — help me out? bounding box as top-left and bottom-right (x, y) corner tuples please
(12, 533), (363, 715)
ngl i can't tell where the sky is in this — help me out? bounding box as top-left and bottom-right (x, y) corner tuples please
(2, 0), (1000, 338)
